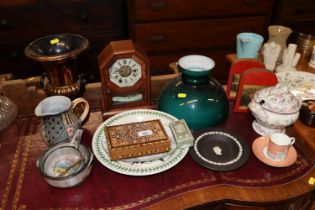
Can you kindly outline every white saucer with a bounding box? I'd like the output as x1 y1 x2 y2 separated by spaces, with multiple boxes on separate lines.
252 136 297 167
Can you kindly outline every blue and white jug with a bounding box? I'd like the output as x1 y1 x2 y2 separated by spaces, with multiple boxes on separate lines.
35 96 89 145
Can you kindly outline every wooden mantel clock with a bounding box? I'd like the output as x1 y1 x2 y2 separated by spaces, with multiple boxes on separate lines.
98 40 153 120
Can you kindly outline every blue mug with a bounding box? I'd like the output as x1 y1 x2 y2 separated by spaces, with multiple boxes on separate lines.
236 32 264 59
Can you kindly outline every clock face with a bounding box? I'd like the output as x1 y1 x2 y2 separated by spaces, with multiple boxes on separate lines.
109 58 142 87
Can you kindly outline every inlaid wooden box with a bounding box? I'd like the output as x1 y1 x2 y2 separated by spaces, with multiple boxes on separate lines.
105 119 171 160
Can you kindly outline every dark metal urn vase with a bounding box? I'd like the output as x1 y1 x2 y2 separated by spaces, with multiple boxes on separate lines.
25 33 89 99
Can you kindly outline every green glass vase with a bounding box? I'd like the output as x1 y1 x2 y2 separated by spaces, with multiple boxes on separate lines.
158 55 229 129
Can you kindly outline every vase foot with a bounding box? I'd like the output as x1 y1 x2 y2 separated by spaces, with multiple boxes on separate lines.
252 121 285 136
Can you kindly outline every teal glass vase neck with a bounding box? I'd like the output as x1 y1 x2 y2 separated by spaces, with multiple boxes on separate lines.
181 73 211 85
179 64 212 86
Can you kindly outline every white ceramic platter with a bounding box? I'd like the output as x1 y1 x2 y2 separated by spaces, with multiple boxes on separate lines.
92 109 189 176
276 71 315 100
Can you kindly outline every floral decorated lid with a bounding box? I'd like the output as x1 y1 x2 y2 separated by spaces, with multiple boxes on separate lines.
253 83 302 114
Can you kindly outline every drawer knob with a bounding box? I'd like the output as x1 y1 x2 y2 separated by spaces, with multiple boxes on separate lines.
149 1 167 10
150 34 166 43
244 0 259 6
0 19 9 28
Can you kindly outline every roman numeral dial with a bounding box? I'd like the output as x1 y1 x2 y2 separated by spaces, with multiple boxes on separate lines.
109 58 142 87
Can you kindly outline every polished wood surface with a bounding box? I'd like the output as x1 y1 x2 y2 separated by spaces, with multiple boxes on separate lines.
127 0 274 22
1 57 315 209
273 0 315 36
0 101 314 210
0 0 125 82
145 127 315 210
127 0 275 85
294 120 315 156
2 1 315 86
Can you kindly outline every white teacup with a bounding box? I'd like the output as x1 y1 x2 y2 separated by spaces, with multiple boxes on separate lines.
267 133 295 161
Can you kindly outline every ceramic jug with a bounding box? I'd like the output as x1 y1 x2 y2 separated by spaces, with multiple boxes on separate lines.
236 32 264 59
35 96 89 145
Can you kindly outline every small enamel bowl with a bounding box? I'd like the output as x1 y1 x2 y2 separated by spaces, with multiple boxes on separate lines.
37 143 93 188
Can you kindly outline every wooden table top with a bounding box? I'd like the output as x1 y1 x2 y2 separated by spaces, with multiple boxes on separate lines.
0 100 315 210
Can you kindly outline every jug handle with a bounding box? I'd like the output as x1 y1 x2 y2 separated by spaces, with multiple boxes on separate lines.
72 98 90 123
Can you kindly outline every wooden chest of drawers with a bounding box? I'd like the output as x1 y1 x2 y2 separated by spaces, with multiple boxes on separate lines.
0 0 125 82
273 0 315 37
127 0 275 84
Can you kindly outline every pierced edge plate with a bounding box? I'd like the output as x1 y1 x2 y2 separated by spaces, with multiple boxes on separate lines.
92 109 189 176
276 71 315 100
189 129 250 171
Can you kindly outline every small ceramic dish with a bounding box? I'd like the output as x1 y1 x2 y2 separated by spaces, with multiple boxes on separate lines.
37 144 93 188
299 100 315 127
37 130 93 188
40 146 84 177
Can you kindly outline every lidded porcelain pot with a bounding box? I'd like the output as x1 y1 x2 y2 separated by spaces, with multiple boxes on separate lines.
248 83 301 136
158 55 229 129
